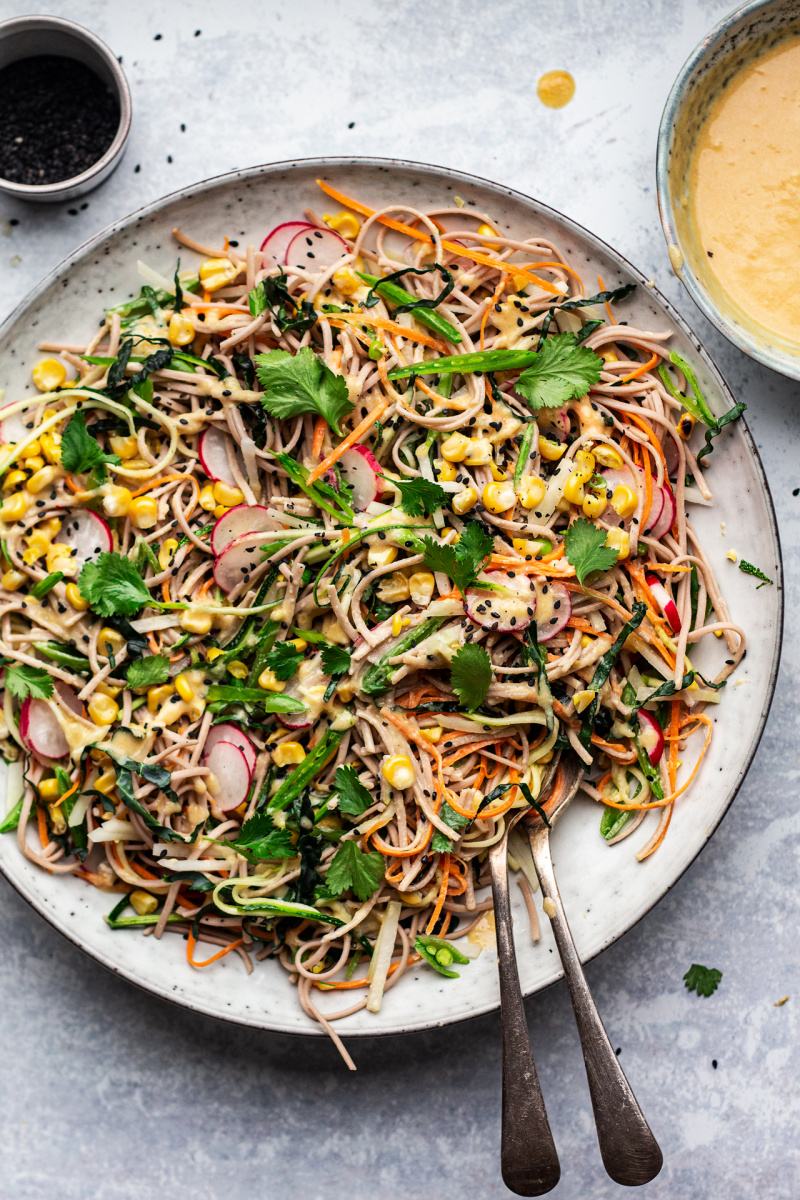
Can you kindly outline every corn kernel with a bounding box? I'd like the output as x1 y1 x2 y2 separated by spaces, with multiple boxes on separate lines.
332 267 361 296
175 675 195 702
199 484 216 512
726 550 738 563
377 571 410 603
592 444 624 469
482 480 516 513
168 312 195 346
103 486 132 518
130 890 158 916
488 461 507 481
677 412 696 440
601 350 618 363
38 516 61 539
39 433 62 465
538 436 568 461
336 679 357 702
38 777 60 800
27 465 59 495
24 456 45 472
610 484 637 519
0 493 28 522
409 571 435 606
572 689 596 713
433 458 456 483
212 505 230 520
128 496 158 530
419 726 443 743
45 543 70 572
213 481 244 507
159 539 179 570
452 486 478 514
88 693 119 726
97 630 124 661
48 802 66 835
582 492 607 518
206 647 225 662
464 437 493 466
580 634 594 648
605 527 630 559
2 569 25 592
392 612 410 637
180 607 213 635
109 435 139 460
2 470 27 492
258 668 286 692
19 439 41 459
273 741 306 767
147 684 174 712
477 223 496 237
512 537 549 556
96 680 122 700
64 582 89 611
324 212 361 238
367 544 398 569
199 257 240 292
440 432 471 462
24 532 51 563
32 359 67 391
287 637 308 652
382 754 416 790
95 768 117 794
227 660 248 680
517 476 546 508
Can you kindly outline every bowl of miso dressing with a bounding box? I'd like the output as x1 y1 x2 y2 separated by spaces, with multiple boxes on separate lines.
657 0 800 379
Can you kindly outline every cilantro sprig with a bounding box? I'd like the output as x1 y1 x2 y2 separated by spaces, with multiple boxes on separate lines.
4 664 54 701
564 518 619 586
325 840 385 902
332 764 373 818
389 476 449 518
450 643 492 712
126 655 170 690
421 520 494 594
255 347 353 434
514 332 603 411
79 552 154 617
263 640 305 682
683 963 722 997
60 412 121 480
221 812 296 863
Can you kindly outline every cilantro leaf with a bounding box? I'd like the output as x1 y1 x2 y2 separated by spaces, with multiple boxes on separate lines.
60 412 122 477
431 800 469 852
4 664 54 701
332 764 373 817
255 347 353 435
390 476 449 518
226 811 296 862
264 640 305 682
683 963 722 997
325 840 385 902
564 518 619 586
321 645 351 677
79 551 153 617
739 560 773 589
422 519 493 594
126 654 169 690
514 332 603 410
248 281 267 317
450 643 491 712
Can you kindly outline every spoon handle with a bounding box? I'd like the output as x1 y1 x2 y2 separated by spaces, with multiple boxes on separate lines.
528 825 663 1187
488 840 561 1196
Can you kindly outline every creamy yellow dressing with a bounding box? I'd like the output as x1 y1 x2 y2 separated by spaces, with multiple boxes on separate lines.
688 32 800 348
467 910 496 951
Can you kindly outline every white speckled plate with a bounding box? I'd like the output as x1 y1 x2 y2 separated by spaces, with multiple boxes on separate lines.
0 159 782 1037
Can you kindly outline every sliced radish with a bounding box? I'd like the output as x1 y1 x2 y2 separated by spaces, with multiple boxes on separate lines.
199 427 245 487
649 485 676 541
213 531 272 594
642 485 664 536
210 504 277 556
534 580 571 642
277 655 325 730
664 436 680 480
20 682 82 761
646 573 682 633
204 741 251 811
202 723 256 776
58 509 112 570
0 403 37 444
261 220 315 264
337 445 381 511
286 227 348 275
465 572 535 633
637 710 665 766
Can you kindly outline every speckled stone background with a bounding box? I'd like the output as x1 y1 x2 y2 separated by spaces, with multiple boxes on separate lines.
0 2 797 1197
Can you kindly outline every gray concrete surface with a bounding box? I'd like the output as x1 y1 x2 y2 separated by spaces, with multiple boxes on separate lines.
0 2 797 1197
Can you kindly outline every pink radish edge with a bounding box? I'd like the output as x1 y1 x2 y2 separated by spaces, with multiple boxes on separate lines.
464 571 536 633
637 710 665 766
337 444 381 511
210 504 275 556
204 741 252 812
199 427 244 487
646 574 682 633
20 682 82 761
202 723 257 775
58 509 113 569
649 486 676 541
285 227 348 274
213 531 271 594
260 221 314 262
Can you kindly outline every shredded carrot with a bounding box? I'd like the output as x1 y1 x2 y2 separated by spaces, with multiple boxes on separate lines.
566 616 600 635
620 352 659 384
331 312 447 352
130 473 193 499
196 575 215 599
65 475 83 494
36 805 48 850
314 954 422 991
187 932 245 967
640 437 653 532
602 714 712 809
147 632 160 655
624 412 667 470
414 376 448 407
315 180 562 293
184 303 248 317
646 563 692 574
312 416 327 460
130 859 159 881
481 280 506 350
307 397 390 484
425 853 451 934
161 580 171 603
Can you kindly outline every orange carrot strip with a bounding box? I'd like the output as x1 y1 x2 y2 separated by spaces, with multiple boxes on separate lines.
314 954 422 990
196 575 215 599
307 397 391 484
597 275 616 323
624 412 667 469
425 853 451 934
187 933 245 967
37 806 49 850
620 352 659 384
481 279 506 350
130 473 192 498
312 416 327 460
331 312 446 352
130 860 159 881
65 475 83 494
315 180 562 293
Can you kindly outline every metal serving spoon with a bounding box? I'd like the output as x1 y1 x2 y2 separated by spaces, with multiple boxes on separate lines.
526 754 663 1187
488 758 562 1197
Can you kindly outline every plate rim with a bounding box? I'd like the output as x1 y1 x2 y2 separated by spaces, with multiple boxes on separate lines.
0 155 784 1037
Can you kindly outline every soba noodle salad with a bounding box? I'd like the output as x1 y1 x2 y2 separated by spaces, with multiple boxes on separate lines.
0 180 745 1063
